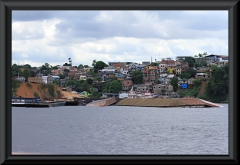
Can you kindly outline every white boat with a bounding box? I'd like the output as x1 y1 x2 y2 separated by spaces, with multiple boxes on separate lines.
128 86 137 98
144 90 154 98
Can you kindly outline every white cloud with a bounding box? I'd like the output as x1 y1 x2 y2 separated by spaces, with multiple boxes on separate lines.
21 53 28 58
12 10 228 67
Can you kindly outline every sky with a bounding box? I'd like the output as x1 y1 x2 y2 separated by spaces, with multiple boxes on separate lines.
12 10 228 67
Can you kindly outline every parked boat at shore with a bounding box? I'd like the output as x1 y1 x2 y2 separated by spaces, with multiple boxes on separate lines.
12 97 66 107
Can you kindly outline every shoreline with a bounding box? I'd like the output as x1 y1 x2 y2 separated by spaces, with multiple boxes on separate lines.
12 152 50 155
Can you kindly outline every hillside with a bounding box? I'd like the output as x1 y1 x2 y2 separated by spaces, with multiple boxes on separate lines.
15 83 81 100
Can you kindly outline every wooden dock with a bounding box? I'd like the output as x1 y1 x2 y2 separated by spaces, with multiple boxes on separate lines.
116 98 221 108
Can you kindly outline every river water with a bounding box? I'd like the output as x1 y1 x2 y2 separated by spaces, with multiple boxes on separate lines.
12 104 228 155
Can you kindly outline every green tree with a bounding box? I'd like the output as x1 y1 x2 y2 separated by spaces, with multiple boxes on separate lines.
96 77 102 82
172 70 176 75
66 79 76 88
193 79 202 87
40 64 51 76
200 61 207 66
11 64 21 77
84 65 89 68
58 74 65 79
109 80 122 93
194 63 200 67
170 77 178 92
30 70 37 77
44 63 50 68
203 65 228 102
23 64 31 69
185 67 196 78
92 59 96 67
22 69 31 82
130 70 143 84
179 72 191 80
86 78 93 85
150 62 158 66
78 64 84 69
184 57 195 67
93 60 108 73
102 80 122 93
63 68 70 77
75 81 91 92
52 65 59 69
12 79 21 96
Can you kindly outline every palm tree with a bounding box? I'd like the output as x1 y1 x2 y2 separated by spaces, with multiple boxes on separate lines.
92 59 96 67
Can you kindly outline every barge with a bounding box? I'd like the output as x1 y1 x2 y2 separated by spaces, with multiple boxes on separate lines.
116 98 222 108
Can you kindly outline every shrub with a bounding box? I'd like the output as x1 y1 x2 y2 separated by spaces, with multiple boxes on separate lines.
56 90 61 97
26 82 32 88
47 84 55 98
34 92 39 98
41 83 46 89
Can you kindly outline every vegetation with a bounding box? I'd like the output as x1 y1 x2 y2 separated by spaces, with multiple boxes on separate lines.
150 62 158 66
26 82 32 88
86 78 93 85
177 87 200 98
103 80 122 93
12 79 21 96
185 68 196 78
170 77 178 92
34 92 39 98
47 84 55 98
200 64 228 102
78 64 84 69
92 60 109 73
179 72 191 80
177 79 203 98
40 83 46 89
184 56 195 67
22 69 31 82
130 70 143 84
56 90 61 98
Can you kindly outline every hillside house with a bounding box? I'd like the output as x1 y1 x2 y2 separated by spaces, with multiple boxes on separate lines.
122 80 133 91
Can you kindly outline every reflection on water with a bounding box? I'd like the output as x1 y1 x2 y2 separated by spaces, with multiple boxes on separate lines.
12 104 228 155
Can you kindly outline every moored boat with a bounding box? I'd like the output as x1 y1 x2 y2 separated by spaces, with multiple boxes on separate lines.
12 97 66 107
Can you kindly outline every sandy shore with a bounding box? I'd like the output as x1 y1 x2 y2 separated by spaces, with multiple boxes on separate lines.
12 152 51 155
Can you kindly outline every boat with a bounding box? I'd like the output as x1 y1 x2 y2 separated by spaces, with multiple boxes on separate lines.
46 100 66 107
65 97 80 106
12 97 50 107
128 86 137 98
144 90 154 98
12 97 66 107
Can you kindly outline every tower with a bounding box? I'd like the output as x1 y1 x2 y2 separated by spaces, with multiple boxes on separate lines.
68 58 72 66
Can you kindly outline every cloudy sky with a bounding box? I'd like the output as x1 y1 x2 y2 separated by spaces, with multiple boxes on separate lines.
12 10 228 67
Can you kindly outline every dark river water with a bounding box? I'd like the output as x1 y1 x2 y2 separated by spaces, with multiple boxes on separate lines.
12 104 228 155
